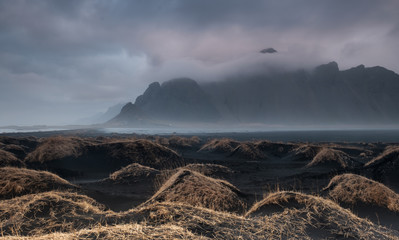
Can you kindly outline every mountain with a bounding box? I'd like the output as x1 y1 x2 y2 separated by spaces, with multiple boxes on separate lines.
203 62 399 125
260 48 277 54
109 78 220 126
108 62 399 127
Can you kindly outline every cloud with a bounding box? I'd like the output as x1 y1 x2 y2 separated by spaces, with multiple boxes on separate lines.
0 0 398 125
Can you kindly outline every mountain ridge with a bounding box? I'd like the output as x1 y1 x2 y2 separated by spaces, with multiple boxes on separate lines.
108 62 399 127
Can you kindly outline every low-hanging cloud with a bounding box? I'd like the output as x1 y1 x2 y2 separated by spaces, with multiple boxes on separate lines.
0 0 398 125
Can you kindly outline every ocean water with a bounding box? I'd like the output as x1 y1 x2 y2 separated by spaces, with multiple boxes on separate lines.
2 126 399 143
99 128 399 143
0 128 68 134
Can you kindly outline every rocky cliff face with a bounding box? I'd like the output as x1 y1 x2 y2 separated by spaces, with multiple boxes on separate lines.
109 62 399 127
203 62 399 125
109 78 220 125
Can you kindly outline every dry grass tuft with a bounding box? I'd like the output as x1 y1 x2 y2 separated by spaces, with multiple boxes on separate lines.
291 144 322 161
153 164 235 191
229 143 265 160
23 138 182 176
0 167 76 200
198 138 240 154
100 139 183 170
145 169 247 213
2 223 205 240
306 147 355 169
155 136 202 150
245 191 397 239
199 140 294 160
0 150 25 168
199 139 269 160
181 163 234 179
324 173 399 212
0 137 38 151
366 145 399 167
0 144 27 159
1 194 397 239
133 202 288 239
134 199 398 240
169 136 201 148
24 136 88 163
0 191 109 236
107 163 160 184
230 141 295 160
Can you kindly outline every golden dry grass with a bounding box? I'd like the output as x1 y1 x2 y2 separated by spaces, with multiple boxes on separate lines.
291 144 322 161
0 167 76 200
229 143 265 160
153 164 234 191
0 144 27 158
198 138 240 154
324 173 399 212
366 145 399 167
155 136 202 149
200 140 295 160
0 137 38 150
1 192 398 239
0 191 109 236
107 163 160 184
145 169 247 213
230 141 296 160
1 223 206 240
199 139 268 160
2 136 399 239
245 191 398 239
132 201 282 239
181 163 234 179
169 136 201 147
100 139 183 170
24 137 183 171
306 147 355 169
24 136 89 163
133 198 398 239
0 150 25 168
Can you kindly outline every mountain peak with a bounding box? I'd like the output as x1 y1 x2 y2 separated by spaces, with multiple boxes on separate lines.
109 62 399 127
260 48 277 54
114 78 220 123
313 62 339 78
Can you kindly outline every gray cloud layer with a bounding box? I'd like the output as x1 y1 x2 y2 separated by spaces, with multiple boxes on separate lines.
0 0 398 125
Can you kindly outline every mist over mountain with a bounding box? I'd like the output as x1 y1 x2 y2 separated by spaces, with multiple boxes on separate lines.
109 62 399 127
76 103 125 125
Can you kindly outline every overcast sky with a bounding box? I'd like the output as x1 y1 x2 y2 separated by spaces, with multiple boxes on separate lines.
1 0 398 126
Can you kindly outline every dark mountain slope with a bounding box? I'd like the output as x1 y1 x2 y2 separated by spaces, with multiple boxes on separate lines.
109 78 220 125
202 62 399 125
110 62 399 126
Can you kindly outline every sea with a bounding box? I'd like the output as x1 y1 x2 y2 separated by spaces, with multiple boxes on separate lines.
2 127 399 143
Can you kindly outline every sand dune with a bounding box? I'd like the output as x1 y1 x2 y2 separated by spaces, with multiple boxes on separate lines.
0 191 108 236
0 167 76 199
1 135 399 239
324 173 399 212
181 163 234 180
106 163 160 185
0 149 25 167
145 169 247 213
306 148 359 169
25 136 89 163
198 138 241 154
246 191 397 239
